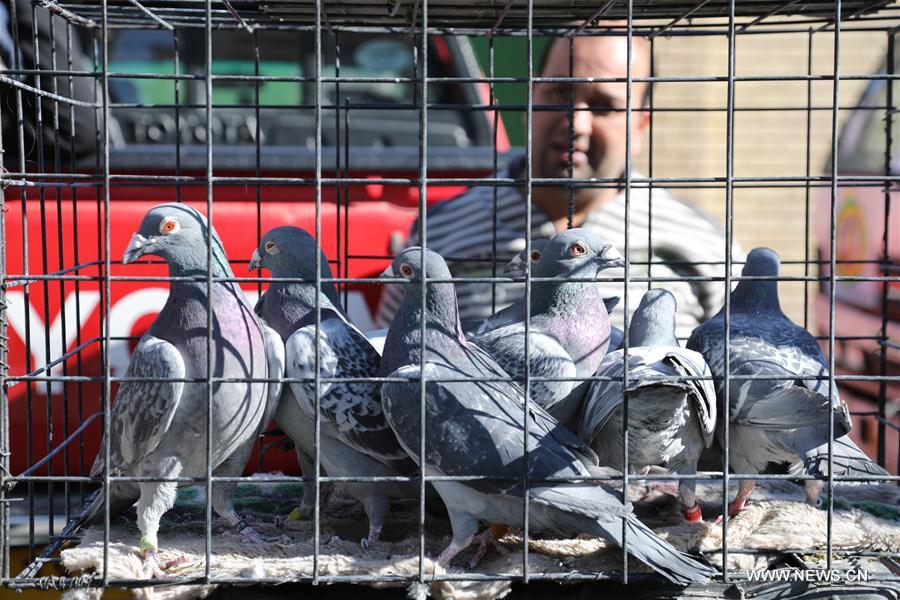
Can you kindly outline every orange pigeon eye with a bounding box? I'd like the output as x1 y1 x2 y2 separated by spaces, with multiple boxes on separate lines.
265 241 278 254
570 242 587 256
530 250 542 263
399 263 414 278
159 217 180 235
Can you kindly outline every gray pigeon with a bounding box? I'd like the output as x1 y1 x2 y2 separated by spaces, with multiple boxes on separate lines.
469 229 624 427
250 226 415 548
378 247 716 584
472 239 624 352
579 289 716 522
686 247 888 517
87 203 280 578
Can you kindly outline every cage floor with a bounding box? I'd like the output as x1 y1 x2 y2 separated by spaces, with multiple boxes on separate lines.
56 474 900 599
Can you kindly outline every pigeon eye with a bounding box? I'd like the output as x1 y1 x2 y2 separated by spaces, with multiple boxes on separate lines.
399 263 414 278
530 250 542 263
570 242 587 256
159 217 180 235
265 241 279 255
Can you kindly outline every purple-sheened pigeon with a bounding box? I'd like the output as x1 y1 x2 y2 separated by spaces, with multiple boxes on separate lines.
87 203 281 578
469 229 624 427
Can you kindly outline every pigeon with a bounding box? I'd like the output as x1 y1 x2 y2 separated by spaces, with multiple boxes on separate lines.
87 203 279 578
250 226 415 548
686 247 889 517
378 247 716 584
472 239 624 352
469 229 624 427
579 289 716 522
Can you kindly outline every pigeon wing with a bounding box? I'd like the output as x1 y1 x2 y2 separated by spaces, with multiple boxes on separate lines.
728 353 833 430
579 352 626 444
663 349 717 446
286 313 408 463
261 322 286 428
92 336 185 475
467 339 599 468
382 362 592 498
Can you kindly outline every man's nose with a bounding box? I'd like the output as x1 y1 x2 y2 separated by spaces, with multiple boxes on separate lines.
569 101 593 138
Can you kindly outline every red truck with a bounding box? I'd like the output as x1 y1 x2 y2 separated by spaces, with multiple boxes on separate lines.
4 26 509 477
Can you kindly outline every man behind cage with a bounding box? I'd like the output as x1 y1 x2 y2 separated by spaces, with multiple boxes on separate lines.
376 23 743 339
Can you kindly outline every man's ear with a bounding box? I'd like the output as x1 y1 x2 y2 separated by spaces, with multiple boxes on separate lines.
629 109 651 157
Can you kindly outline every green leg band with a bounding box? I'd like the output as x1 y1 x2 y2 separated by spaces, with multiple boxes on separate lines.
139 534 157 556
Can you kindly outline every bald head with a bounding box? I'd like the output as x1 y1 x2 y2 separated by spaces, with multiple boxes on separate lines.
538 32 651 105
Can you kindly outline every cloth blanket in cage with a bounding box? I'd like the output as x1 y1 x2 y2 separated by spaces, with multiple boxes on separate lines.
59 473 900 600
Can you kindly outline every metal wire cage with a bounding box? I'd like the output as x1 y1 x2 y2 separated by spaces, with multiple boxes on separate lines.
1 0 899 595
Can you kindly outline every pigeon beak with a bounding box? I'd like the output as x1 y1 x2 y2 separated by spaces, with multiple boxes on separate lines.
379 264 396 279
122 233 151 264
596 244 626 272
503 254 526 276
248 248 262 271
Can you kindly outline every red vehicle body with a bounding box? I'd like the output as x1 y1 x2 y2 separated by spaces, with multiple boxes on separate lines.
5 30 510 477
816 44 900 473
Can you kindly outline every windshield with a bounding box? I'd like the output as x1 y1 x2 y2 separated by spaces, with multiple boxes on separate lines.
104 29 478 149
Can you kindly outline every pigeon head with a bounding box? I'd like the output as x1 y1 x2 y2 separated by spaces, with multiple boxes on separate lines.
381 247 460 331
249 226 341 306
123 203 232 276
503 239 548 277
381 246 453 284
628 288 679 348
535 229 625 279
731 247 782 314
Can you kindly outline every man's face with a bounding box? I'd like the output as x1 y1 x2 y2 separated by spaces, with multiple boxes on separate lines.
531 35 650 188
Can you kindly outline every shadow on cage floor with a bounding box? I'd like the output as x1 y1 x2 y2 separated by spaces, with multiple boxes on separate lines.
57 474 900 600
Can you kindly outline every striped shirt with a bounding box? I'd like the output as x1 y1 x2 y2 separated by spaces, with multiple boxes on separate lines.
376 157 744 341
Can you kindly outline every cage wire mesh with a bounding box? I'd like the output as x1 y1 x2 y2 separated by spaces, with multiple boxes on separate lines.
0 0 899 595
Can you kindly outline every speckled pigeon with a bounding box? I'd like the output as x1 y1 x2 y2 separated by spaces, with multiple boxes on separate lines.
250 226 415 548
686 247 888 517
469 229 624 427
378 247 716 584
87 203 279 578
579 289 716 522
473 240 625 352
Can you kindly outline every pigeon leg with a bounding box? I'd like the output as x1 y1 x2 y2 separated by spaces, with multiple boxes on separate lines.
211 443 267 543
634 465 654 501
136 476 179 579
435 508 480 567
727 479 755 517
295 448 334 520
360 495 389 551
467 528 508 568
677 463 703 522
804 479 824 507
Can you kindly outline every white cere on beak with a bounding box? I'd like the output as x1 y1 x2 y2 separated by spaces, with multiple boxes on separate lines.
248 248 263 271
122 233 151 264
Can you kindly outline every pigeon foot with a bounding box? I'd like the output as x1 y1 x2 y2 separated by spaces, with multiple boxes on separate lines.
468 529 508 568
360 526 381 551
142 550 169 579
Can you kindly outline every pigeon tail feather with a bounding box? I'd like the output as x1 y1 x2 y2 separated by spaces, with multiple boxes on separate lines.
802 436 890 479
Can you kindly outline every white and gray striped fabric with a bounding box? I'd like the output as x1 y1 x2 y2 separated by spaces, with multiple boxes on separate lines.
375 157 744 341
